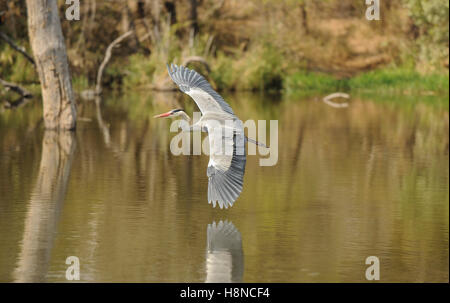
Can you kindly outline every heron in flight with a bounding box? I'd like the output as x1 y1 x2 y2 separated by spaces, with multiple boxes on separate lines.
154 64 263 209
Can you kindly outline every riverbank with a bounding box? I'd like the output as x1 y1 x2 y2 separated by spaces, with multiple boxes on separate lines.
285 68 449 94
1 1 448 105
1 63 448 109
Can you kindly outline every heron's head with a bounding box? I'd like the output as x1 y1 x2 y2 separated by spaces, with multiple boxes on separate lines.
153 108 185 118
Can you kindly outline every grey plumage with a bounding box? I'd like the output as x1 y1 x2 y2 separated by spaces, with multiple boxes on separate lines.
207 133 246 209
167 63 235 115
167 63 246 208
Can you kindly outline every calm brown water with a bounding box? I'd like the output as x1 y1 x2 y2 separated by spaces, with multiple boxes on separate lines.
0 92 448 282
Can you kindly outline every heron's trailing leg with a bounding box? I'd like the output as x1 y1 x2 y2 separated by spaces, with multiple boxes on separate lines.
182 124 207 133
245 136 268 148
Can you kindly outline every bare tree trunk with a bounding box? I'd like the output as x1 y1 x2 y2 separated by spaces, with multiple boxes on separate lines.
95 30 133 96
150 0 162 44
300 1 308 34
190 0 199 36
26 0 77 130
164 0 177 25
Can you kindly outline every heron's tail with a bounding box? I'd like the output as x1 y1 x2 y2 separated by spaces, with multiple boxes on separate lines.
245 136 268 148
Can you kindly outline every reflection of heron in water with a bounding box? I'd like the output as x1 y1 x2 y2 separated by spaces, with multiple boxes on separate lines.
205 220 244 283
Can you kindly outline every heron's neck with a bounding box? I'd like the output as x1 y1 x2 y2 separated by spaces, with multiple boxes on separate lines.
179 111 191 122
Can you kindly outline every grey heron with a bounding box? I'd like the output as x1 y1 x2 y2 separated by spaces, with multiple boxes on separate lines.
155 64 263 209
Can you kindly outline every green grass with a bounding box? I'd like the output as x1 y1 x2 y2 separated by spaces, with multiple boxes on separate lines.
209 45 284 92
72 75 90 92
285 68 449 96
284 71 349 93
348 69 449 93
0 44 37 84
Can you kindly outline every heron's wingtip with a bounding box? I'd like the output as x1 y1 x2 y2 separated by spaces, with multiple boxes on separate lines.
208 199 234 209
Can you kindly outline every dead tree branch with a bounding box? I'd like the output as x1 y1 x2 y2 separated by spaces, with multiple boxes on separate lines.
182 56 211 72
323 92 350 108
95 30 133 95
2 96 32 110
0 78 33 98
0 31 36 66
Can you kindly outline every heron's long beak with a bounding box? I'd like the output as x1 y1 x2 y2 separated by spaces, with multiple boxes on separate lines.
153 111 172 118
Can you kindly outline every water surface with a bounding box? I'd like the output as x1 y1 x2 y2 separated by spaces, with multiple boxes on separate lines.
0 92 448 282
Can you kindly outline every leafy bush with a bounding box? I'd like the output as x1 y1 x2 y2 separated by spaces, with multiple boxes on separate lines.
284 71 348 92
404 0 449 71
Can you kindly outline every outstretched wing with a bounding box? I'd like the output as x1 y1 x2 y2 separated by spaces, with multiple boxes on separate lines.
167 63 234 116
206 127 246 209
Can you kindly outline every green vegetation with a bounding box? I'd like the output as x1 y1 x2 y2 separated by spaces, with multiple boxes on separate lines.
0 0 448 100
120 40 285 92
285 71 348 93
348 68 449 93
285 68 449 95
72 75 90 92
404 0 449 72
0 45 36 84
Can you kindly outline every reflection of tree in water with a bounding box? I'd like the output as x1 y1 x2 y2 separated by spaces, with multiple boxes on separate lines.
205 220 244 283
14 131 76 282
95 98 111 147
